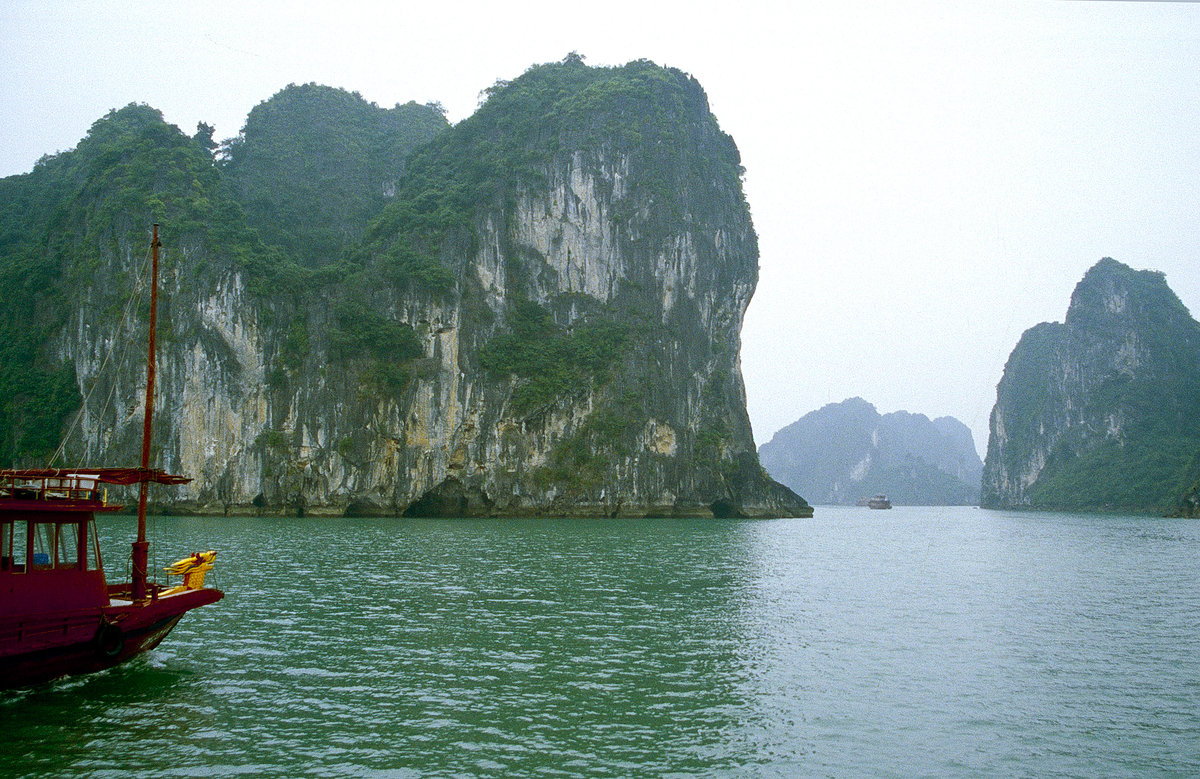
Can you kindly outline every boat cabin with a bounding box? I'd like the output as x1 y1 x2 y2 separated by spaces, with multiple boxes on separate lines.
0 472 116 619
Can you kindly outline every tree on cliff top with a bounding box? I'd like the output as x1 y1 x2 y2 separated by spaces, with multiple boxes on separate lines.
223 84 448 267
363 54 748 271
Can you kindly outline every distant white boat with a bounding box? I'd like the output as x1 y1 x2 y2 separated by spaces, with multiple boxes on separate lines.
867 495 892 509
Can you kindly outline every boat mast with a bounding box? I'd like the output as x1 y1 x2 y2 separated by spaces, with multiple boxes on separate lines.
131 223 160 602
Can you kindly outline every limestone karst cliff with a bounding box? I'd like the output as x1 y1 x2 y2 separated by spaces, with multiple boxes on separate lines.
758 397 983 505
982 258 1200 513
0 57 810 518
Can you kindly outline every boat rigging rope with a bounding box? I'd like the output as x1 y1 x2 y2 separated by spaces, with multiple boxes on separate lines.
47 234 154 468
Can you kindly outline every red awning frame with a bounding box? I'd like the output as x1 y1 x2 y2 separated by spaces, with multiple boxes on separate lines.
0 468 191 486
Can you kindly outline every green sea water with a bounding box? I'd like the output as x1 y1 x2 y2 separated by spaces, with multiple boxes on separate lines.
3 507 1198 776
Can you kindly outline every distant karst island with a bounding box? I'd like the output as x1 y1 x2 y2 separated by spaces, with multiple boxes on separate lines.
759 397 983 506
0 55 810 519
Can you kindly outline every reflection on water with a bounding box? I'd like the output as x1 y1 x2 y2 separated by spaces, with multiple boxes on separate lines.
3 509 1199 776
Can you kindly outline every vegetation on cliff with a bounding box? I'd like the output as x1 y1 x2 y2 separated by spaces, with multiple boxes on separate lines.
0 55 805 517
0 88 446 466
1179 456 1200 517
479 299 629 415
0 103 250 463
382 54 764 498
223 84 447 267
982 258 1200 513
371 53 746 251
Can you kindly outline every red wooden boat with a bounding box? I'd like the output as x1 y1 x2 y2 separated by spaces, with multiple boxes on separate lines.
0 225 223 689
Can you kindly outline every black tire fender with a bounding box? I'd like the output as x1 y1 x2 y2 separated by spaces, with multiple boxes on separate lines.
94 619 124 658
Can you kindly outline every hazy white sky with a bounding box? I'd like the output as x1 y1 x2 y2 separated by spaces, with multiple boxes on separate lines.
3 1 1198 456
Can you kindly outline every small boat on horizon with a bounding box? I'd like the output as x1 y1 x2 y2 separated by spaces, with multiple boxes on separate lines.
867 495 892 510
0 225 223 690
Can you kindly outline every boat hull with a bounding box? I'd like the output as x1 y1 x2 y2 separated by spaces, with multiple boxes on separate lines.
0 587 222 690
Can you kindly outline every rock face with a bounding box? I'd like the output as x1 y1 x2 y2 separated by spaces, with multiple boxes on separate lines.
981 258 1200 513
1 58 810 518
758 398 983 505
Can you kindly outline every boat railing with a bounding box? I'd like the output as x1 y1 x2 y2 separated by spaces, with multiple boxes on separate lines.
0 474 101 503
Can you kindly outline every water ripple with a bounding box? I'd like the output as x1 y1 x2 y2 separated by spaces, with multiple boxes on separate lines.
1 511 1198 776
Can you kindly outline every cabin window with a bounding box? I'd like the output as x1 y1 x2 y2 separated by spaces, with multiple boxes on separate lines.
1 521 27 572
1 520 28 572
56 522 80 570
87 521 101 571
28 522 82 570
32 523 53 569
